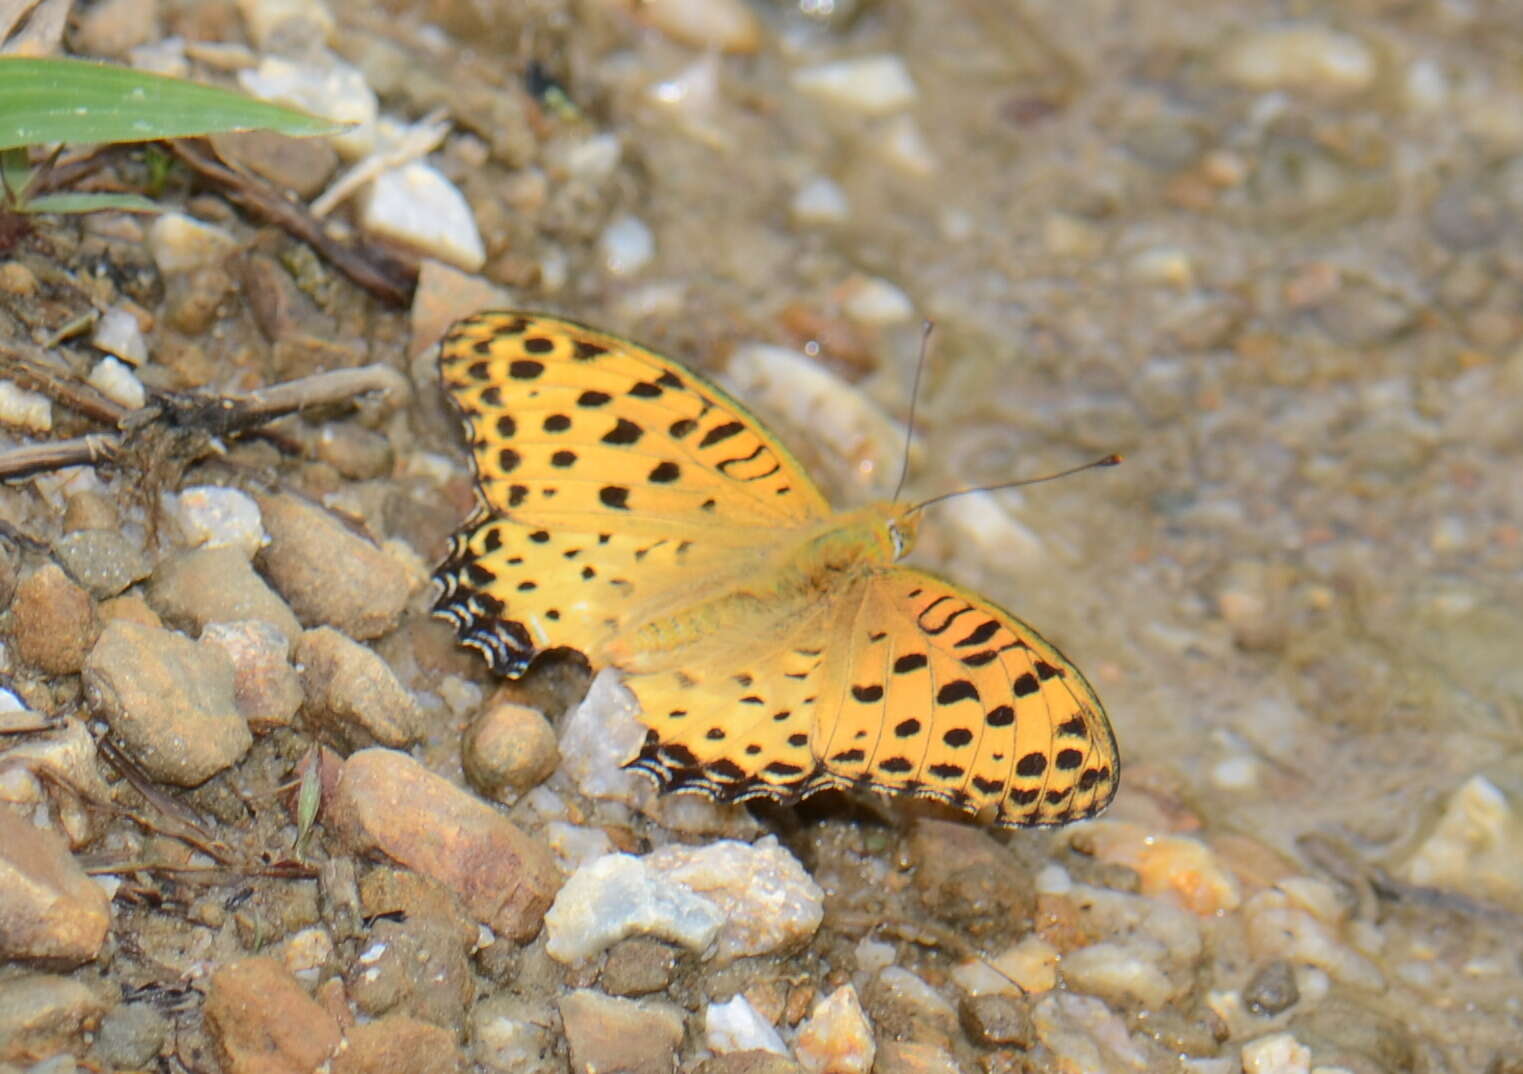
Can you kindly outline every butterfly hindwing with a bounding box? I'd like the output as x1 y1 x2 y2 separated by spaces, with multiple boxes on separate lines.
811 569 1118 828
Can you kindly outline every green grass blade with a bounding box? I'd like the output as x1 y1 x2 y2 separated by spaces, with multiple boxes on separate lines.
22 191 164 214
0 57 338 151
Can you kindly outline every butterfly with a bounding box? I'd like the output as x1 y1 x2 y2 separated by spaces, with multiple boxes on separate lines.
432 312 1118 828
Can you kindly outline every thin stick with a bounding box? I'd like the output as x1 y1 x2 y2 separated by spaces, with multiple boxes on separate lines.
169 139 414 307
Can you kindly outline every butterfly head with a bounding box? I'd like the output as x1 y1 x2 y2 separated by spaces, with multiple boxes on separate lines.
885 504 921 561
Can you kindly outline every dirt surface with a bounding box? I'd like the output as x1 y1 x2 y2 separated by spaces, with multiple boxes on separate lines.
1 1 1521 1071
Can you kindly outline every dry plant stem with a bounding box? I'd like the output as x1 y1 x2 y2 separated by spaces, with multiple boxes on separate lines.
0 364 406 480
169 138 414 306
0 337 131 425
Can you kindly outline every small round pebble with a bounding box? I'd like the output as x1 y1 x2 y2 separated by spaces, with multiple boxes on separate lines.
462 701 559 803
1243 959 1300 1016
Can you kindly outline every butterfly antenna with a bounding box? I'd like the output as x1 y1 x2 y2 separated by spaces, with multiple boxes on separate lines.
892 320 934 503
910 454 1122 514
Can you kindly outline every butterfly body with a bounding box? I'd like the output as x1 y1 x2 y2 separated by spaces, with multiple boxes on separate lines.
433 312 1119 828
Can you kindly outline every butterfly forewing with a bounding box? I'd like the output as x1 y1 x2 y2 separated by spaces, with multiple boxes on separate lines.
439 312 832 536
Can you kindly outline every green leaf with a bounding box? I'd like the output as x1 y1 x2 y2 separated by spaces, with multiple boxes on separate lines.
21 191 164 214
0 57 338 151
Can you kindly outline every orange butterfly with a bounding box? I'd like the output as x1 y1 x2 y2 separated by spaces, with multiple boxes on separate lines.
433 312 1118 827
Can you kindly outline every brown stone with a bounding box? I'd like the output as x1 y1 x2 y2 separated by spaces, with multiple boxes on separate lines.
331 1015 465 1074
9 564 98 674
203 957 342 1074
559 989 684 1074
0 808 110 966
296 628 424 750
0 973 108 1062
256 493 411 640
332 748 560 941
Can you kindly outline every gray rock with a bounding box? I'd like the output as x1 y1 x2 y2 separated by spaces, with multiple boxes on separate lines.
0 973 108 1063
295 627 424 750
53 529 152 599
83 620 252 786
256 492 411 640
149 546 302 644
91 1002 170 1070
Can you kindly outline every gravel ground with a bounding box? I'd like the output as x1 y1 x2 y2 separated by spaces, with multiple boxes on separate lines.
1 1 1521 1072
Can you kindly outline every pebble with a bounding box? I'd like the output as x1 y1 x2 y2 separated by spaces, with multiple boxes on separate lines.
52 528 151 599
333 1015 467 1074
331 748 561 941
167 486 267 558
238 55 377 158
1241 889 1384 992
633 0 762 53
346 884 474 1027
203 957 342 1074
723 342 904 494
1243 959 1300 1016
90 1001 170 1071
0 973 109 1063
598 214 655 278
543 821 615 870
86 354 146 410
0 810 111 964
0 260 37 296
556 669 665 808
1060 940 1182 1009
644 837 825 964
1030 992 1152 1071
149 545 302 644
872 1042 962 1074
838 275 915 326
542 852 724 964
362 162 486 272
0 717 112 846
1397 773 1523 908
908 819 1035 926
1080 821 1243 915
255 492 412 640
462 700 560 803
698 1056 806 1074
408 258 513 359
91 306 148 367
876 115 938 176
791 177 850 225
792 55 918 116
958 993 1034 1047
315 422 394 481
471 993 558 1074
795 984 875 1074
1216 25 1376 96
706 994 788 1055
1240 1032 1311 1074
238 0 335 52
559 989 684 1074
70 0 157 55
600 936 679 997
8 564 99 674
83 620 253 786
209 128 340 199
295 627 424 750
200 620 303 733
0 379 51 432
147 212 241 274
